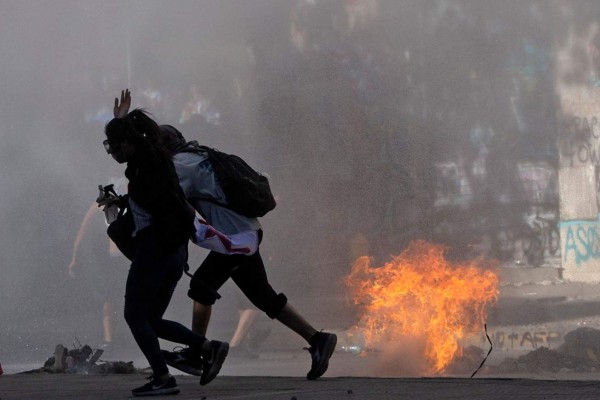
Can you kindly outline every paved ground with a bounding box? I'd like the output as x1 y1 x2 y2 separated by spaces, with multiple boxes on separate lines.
4 266 600 399
2 373 600 400
3 348 600 400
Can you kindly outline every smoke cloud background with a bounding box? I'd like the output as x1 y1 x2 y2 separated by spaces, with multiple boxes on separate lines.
0 0 597 371
0 0 270 363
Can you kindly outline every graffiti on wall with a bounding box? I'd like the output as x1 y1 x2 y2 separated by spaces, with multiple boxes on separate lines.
561 116 600 167
433 161 556 208
517 162 556 204
561 217 600 266
433 161 474 207
481 330 562 350
432 157 560 266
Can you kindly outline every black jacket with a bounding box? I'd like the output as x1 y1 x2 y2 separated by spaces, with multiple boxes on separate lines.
125 143 195 252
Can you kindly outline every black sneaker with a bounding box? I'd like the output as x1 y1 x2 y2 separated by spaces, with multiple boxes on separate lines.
161 347 202 376
132 375 179 396
200 340 229 386
306 332 337 380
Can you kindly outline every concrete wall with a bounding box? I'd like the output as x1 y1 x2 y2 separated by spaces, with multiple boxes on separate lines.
557 81 600 280
556 25 600 282
558 166 600 281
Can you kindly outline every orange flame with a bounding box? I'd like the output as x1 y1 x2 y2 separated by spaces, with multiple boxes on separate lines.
345 240 499 373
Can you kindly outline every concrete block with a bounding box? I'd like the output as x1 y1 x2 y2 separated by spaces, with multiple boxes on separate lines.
559 166 597 221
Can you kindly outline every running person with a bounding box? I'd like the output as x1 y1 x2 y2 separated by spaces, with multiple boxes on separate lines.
158 124 337 380
103 90 228 396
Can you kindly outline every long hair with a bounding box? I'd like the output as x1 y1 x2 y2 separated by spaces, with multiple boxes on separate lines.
105 109 171 165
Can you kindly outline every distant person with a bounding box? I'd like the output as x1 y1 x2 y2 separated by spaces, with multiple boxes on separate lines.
67 178 127 350
228 293 271 359
103 89 228 396
158 124 337 380
228 306 261 357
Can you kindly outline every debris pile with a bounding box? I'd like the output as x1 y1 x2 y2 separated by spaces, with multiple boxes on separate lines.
559 327 600 362
493 327 600 373
22 343 138 375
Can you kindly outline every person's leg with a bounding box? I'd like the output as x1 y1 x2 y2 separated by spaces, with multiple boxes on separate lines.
187 250 241 335
230 250 292 328
124 237 180 379
231 249 337 380
272 302 337 380
230 308 259 347
127 272 182 400
149 252 209 353
192 301 212 335
162 251 233 377
127 234 228 388
228 306 262 359
156 281 228 386
274 303 317 342
150 255 229 386
125 232 198 371
125 276 174 381
102 302 113 344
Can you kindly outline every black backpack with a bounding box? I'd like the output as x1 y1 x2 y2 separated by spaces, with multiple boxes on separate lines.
184 145 276 218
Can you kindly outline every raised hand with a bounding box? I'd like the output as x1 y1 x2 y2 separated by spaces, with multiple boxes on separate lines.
113 89 131 119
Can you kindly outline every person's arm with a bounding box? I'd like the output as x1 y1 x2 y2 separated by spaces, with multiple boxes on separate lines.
67 203 98 277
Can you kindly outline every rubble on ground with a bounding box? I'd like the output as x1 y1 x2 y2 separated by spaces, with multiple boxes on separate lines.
20 343 141 375
492 327 600 373
444 327 600 375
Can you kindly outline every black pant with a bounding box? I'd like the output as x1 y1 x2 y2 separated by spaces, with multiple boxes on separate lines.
124 227 206 376
188 244 287 319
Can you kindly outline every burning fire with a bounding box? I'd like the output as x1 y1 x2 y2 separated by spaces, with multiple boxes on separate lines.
345 240 499 373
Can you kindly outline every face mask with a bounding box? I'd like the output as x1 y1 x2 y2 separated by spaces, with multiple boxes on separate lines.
103 139 130 163
111 150 128 164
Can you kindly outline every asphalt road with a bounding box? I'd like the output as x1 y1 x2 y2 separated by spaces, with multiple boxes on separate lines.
2 373 600 400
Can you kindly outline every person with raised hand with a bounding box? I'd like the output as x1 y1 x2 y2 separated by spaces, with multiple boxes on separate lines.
102 89 229 396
